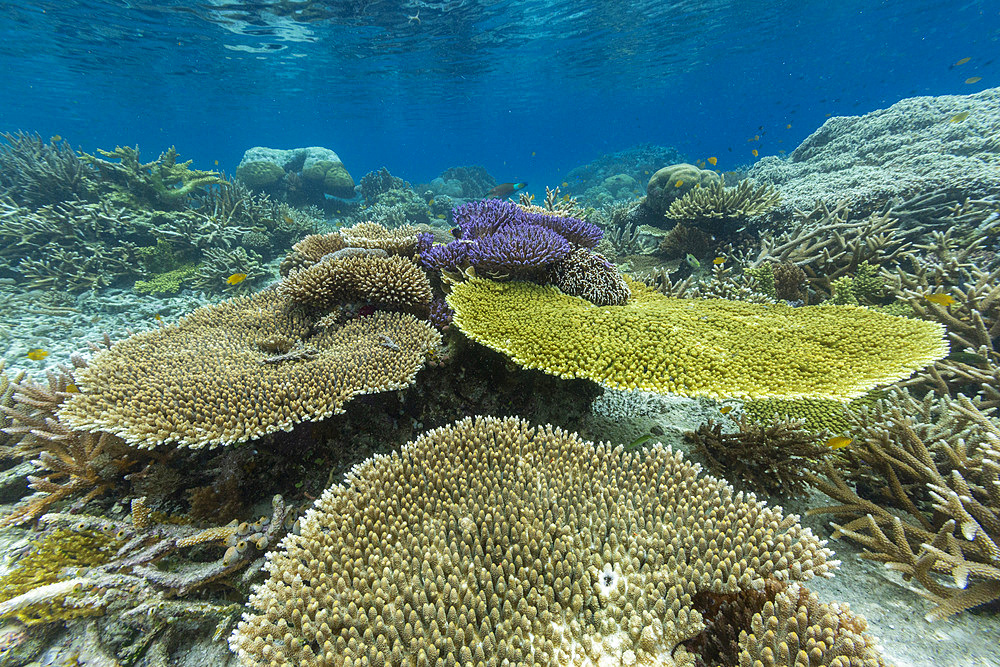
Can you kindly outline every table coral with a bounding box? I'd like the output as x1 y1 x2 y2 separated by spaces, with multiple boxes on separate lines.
446 275 947 401
230 415 864 667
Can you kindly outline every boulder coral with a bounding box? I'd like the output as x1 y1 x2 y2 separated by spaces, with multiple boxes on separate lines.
643 163 720 218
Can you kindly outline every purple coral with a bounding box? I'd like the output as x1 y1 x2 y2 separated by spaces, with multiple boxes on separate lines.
452 199 522 239
469 225 572 276
523 210 603 248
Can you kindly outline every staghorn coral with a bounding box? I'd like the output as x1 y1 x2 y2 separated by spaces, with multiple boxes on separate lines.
806 389 1000 620
279 252 432 315
591 200 656 256
58 289 441 449
81 145 223 210
445 276 947 400
191 246 268 294
687 416 830 498
747 200 916 303
0 363 143 528
665 180 781 233
230 415 850 667
0 131 96 207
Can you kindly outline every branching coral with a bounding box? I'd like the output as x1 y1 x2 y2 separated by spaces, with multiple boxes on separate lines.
230 415 853 667
806 389 1000 619
687 416 830 498
665 180 780 232
80 145 223 210
445 276 947 400
0 131 96 207
191 246 268 294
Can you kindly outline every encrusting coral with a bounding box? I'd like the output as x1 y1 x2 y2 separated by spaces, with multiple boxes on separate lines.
229 415 878 667
806 389 1000 620
445 275 947 401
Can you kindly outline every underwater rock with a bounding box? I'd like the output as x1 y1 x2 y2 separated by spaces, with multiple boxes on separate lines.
749 86 1000 220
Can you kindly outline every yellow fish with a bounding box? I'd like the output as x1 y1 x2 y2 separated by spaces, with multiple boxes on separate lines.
428 198 435 205
50 134 62 143
719 405 733 415
214 159 219 166
707 157 717 166
785 123 792 129
226 273 247 285
562 194 570 201
949 111 970 122
924 292 956 306
644 170 649 175
696 159 705 167
436 214 446 219
65 383 79 393
27 348 49 361
953 57 971 67
283 215 294 224
713 257 726 265
674 179 684 187
965 76 982 84
561 181 569 187
826 436 852 450
751 149 759 157
531 151 536 156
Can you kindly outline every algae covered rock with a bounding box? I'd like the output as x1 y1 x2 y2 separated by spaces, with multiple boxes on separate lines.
644 162 720 217
235 160 285 188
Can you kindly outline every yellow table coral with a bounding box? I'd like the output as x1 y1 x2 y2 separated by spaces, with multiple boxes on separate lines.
446 276 947 401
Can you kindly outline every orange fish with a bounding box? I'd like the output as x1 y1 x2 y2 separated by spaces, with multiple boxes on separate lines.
751 149 759 157
707 157 717 166
487 182 527 198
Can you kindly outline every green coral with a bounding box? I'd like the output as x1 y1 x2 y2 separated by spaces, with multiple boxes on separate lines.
134 238 183 274
743 389 887 434
830 276 858 305
744 263 777 299
830 261 885 306
236 160 285 189
133 264 199 295
82 146 223 210
0 529 117 625
446 276 948 401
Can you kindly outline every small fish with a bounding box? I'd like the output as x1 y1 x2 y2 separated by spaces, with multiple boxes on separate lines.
154 314 163 322
924 293 956 306
226 272 247 285
531 151 536 156
685 253 700 269
826 436 852 450
214 159 219 166
696 159 705 168
428 198 435 205
562 194 570 201
626 434 653 451
644 170 649 175
561 181 568 187
27 348 49 361
785 123 792 129
65 383 79 393
713 257 726 265
949 111 970 122
719 405 733 415
951 57 971 68
50 134 62 143
965 76 982 84
674 179 684 187
707 157 717 166
283 214 294 224
487 182 527 198
436 214 446 219
751 149 759 157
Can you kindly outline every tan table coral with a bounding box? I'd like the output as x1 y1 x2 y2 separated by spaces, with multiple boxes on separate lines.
58 289 441 449
230 416 888 667
446 276 947 401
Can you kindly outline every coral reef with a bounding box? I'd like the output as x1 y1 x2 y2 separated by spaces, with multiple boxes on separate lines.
686 415 830 498
0 131 95 207
58 288 441 449
749 87 1000 221
446 276 947 400
230 415 856 666
806 389 1000 620
235 146 356 205
546 246 631 306
665 179 781 233
427 165 496 199
643 162 721 218
566 143 684 200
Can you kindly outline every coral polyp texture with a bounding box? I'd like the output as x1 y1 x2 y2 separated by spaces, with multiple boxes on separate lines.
229 415 868 667
446 276 948 400
57 290 441 449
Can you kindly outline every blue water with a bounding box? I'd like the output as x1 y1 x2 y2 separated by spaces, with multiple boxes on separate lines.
0 0 997 190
